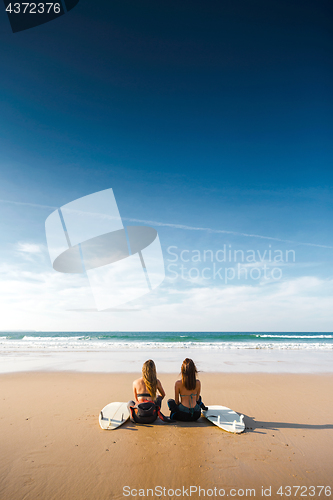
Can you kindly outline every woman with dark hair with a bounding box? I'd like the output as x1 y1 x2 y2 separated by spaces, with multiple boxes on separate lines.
167 358 208 421
127 360 167 423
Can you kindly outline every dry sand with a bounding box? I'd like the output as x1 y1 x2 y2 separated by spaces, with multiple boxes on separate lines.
0 372 332 500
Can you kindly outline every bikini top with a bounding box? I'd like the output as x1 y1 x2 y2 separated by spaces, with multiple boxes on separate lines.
180 392 197 409
137 392 152 398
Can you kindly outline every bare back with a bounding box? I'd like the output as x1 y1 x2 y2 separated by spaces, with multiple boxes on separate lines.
175 379 201 408
133 377 165 403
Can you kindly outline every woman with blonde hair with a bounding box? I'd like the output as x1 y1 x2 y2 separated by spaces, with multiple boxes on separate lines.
167 358 207 421
128 360 167 423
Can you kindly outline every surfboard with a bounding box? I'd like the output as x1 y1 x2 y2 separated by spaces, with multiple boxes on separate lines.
99 402 130 430
203 405 245 433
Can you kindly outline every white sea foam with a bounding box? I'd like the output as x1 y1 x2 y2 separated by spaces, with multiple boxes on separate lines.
0 338 332 350
257 334 333 339
22 336 88 341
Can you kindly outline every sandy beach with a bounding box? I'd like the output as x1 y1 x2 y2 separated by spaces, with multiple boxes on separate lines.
0 371 332 500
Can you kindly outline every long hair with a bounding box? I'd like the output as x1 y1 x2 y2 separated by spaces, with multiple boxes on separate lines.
142 359 157 399
181 358 197 391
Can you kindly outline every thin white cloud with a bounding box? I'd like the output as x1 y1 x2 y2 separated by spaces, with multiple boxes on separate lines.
123 216 333 250
0 199 56 210
17 242 44 254
1 197 332 250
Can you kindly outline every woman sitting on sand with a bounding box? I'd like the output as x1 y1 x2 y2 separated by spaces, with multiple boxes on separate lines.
168 358 207 421
127 359 166 424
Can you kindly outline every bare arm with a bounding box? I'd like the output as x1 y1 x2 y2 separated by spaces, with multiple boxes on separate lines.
196 380 201 401
133 380 138 402
174 380 180 405
157 379 165 399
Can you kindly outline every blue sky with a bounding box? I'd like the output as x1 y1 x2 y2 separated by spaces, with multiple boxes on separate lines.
0 0 332 330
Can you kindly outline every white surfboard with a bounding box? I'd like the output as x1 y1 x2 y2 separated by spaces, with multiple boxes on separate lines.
203 405 245 434
99 402 130 430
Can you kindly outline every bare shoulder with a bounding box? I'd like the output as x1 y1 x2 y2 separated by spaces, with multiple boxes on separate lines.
196 379 201 388
175 379 182 388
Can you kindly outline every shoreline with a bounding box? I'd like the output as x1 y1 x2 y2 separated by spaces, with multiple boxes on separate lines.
1 372 332 500
1 347 332 374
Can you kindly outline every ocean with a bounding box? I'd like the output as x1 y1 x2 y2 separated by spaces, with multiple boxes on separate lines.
1 332 332 374
0 331 332 350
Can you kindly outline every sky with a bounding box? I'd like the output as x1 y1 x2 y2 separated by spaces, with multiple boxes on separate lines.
0 0 332 331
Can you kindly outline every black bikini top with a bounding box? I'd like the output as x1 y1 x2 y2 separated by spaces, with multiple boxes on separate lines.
137 393 151 398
